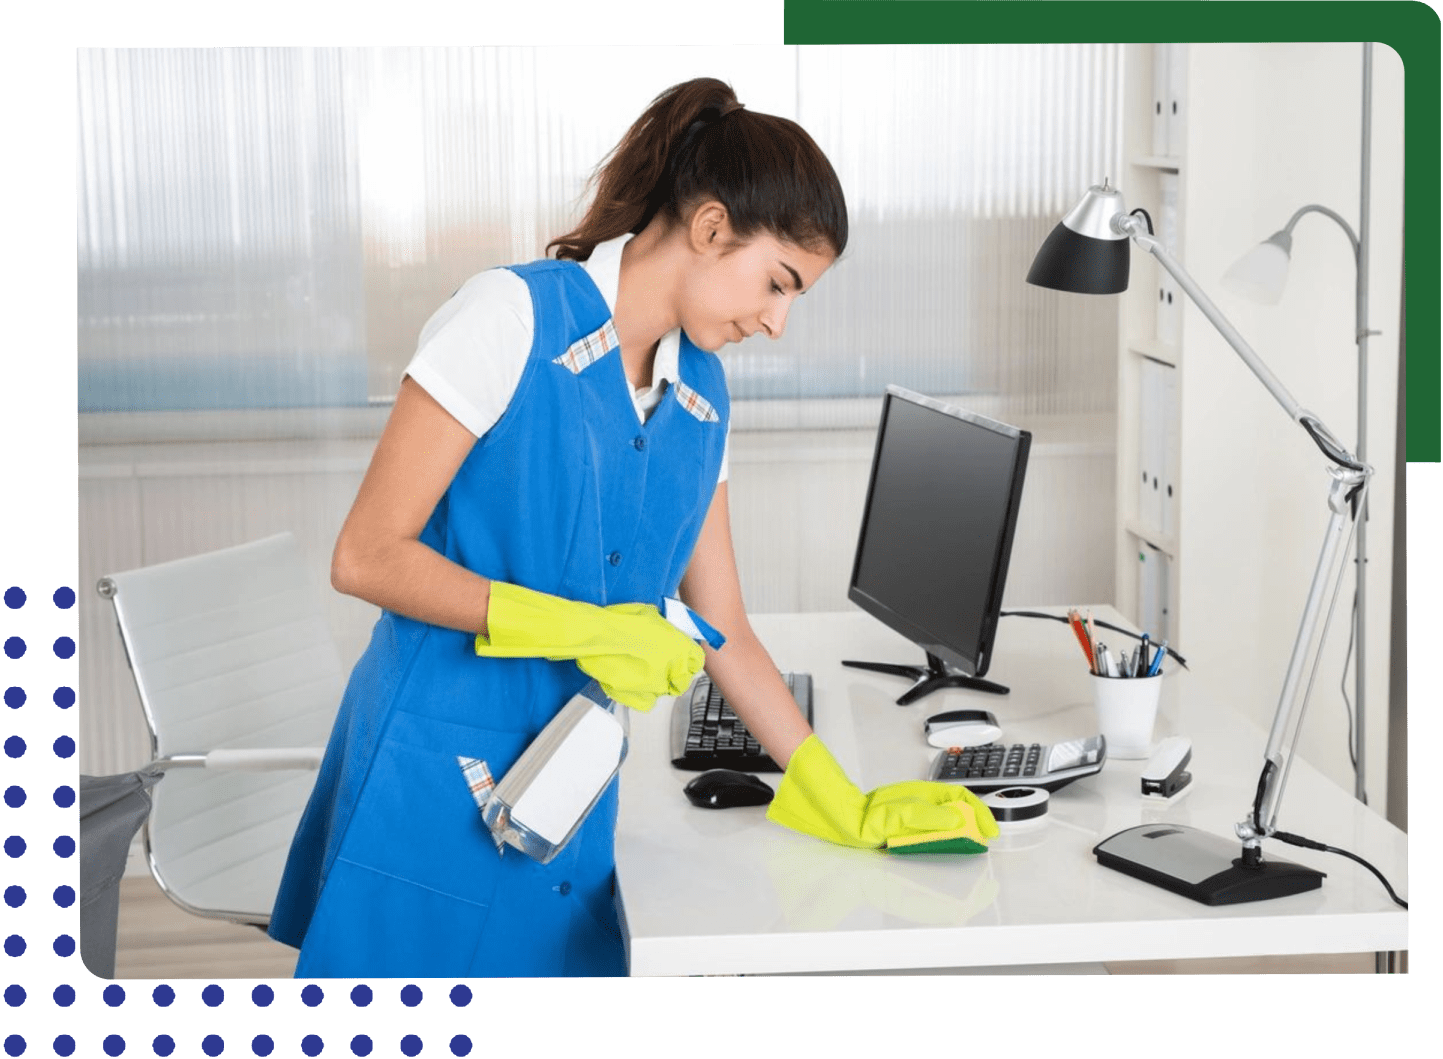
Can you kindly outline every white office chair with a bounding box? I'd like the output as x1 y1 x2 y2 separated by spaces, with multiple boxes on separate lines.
97 532 345 927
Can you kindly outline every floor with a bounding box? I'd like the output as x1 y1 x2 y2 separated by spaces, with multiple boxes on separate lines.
112 876 1386 978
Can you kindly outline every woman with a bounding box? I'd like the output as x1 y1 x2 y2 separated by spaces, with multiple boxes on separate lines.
269 76 996 977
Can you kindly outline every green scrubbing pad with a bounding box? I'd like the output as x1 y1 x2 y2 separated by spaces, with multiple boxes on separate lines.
877 807 992 859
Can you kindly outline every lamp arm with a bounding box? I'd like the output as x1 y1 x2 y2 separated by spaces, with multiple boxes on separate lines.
1243 476 1364 844
1282 204 1361 260
1121 218 1366 472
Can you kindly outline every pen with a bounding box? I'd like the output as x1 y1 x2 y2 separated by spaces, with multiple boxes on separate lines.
1138 634 1150 676
1146 640 1168 677
1067 609 1097 673
1098 643 1115 677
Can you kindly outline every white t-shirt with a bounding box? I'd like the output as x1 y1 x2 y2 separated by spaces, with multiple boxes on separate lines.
403 233 730 483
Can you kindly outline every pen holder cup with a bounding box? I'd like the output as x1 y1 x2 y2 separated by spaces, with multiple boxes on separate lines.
1090 673 1162 760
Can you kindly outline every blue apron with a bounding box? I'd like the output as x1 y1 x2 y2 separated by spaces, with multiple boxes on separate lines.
268 259 729 977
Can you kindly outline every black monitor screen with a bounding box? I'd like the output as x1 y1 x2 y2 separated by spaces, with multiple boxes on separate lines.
848 387 1031 691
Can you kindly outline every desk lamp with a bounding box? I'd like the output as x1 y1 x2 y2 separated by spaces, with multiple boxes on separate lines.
1026 180 1371 905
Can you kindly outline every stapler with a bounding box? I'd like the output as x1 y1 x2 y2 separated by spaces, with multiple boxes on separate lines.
1141 736 1192 799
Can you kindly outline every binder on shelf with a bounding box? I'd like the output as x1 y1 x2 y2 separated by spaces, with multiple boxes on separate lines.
1151 43 1171 157
1165 42 1187 156
1138 542 1171 643
1138 357 1167 533
1158 172 1180 251
1160 359 1180 541
1156 274 1181 347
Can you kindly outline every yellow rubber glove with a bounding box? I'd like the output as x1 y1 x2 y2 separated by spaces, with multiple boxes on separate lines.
475 582 705 712
766 735 999 852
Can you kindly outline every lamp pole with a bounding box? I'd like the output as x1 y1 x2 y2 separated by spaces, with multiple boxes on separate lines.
1354 41 1373 805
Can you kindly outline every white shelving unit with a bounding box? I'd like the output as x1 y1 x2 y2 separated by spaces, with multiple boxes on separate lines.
1114 42 1186 642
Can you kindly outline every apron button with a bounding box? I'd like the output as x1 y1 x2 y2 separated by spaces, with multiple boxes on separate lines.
607 551 622 566
556 881 572 896
632 436 646 450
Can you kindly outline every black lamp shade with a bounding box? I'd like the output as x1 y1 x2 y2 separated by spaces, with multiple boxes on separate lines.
1026 222 1132 294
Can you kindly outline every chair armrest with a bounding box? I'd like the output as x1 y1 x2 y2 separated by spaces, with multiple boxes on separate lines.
148 748 324 772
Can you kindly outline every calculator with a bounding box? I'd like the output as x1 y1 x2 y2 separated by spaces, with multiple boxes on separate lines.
928 735 1107 793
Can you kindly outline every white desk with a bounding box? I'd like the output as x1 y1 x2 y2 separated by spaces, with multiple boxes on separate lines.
614 607 1408 976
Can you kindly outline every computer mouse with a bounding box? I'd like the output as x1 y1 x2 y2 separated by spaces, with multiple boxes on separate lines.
683 769 775 809
924 709 1002 748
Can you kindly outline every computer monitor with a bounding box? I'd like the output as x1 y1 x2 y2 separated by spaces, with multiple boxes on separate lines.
844 385 1032 706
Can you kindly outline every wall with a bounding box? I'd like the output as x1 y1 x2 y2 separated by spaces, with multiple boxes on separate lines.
1177 43 1404 800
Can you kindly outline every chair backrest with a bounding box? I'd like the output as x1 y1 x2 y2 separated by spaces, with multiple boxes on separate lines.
100 532 346 925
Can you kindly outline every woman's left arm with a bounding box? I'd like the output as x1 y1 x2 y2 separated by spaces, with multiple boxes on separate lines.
677 482 814 770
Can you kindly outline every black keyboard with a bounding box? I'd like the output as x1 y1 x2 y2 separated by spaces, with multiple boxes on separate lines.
670 673 813 772
928 735 1107 793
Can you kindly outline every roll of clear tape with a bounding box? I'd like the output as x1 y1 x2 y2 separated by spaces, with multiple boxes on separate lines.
981 786 1049 829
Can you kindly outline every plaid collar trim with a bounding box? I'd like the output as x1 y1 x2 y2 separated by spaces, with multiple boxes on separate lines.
672 379 720 424
553 319 621 375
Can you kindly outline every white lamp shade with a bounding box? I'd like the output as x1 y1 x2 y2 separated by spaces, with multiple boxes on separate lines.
1221 235 1292 305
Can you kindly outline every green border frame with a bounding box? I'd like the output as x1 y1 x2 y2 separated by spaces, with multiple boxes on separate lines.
2 0 1431 1056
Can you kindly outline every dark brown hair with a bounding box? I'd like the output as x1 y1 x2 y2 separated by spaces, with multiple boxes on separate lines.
548 77 848 262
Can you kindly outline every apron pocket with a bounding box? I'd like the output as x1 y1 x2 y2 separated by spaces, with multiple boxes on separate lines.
297 857 492 977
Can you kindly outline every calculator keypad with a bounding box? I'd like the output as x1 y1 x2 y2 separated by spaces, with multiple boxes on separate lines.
936 743 1043 781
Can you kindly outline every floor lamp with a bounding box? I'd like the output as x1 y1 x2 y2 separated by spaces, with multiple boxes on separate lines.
1220 43 1378 804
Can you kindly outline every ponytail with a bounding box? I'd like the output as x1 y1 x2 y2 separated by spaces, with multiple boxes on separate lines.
548 77 848 262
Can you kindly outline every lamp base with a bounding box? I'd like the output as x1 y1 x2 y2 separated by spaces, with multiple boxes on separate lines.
1093 824 1325 906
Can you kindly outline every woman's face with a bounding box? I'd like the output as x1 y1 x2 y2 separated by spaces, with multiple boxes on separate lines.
679 224 835 353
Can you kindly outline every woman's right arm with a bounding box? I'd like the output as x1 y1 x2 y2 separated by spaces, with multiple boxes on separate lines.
330 376 497 636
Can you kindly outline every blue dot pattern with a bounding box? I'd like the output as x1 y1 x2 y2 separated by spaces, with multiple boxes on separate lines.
2 582 548 1054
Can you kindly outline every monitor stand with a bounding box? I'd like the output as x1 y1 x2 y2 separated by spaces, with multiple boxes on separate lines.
841 652 1009 706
